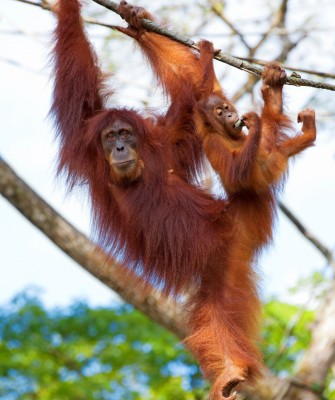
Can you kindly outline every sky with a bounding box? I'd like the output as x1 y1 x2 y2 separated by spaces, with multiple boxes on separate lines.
1 0 335 309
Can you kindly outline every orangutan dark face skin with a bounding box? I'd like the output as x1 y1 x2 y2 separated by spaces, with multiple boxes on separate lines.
199 93 241 138
101 120 143 183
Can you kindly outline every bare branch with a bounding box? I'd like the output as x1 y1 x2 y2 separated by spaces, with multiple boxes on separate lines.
101 0 335 91
12 0 335 92
274 0 289 27
233 57 335 80
231 0 290 100
280 202 335 271
15 0 50 9
231 74 258 103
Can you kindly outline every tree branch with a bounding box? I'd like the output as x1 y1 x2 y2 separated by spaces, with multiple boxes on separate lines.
231 0 290 101
12 0 335 92
279 202 335 271
234 57 335 80
91 0 335 91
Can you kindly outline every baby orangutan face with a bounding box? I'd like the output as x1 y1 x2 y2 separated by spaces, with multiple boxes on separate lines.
197 93 242 139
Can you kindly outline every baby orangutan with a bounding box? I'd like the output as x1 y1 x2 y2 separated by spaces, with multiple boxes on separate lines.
195 45 316 195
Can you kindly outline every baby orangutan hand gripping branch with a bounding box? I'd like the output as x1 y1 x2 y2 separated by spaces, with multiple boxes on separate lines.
50 1 316 399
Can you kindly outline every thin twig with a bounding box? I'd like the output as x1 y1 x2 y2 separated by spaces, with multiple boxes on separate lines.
15 0 50 9
235 57 335 80
248 0 289 57
231 0 291 101
279 202 335 271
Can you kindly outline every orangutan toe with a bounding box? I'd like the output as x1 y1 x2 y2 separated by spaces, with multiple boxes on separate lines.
209 368 247 399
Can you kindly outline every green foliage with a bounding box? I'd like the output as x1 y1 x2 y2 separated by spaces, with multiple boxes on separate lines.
0 291 205 400
262 298 335 399
262 300 314 374
2 290 334 399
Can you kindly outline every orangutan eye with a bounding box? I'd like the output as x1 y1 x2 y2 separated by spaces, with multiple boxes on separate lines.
106 132 116 141
120 130 130 139
216 108 223 116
